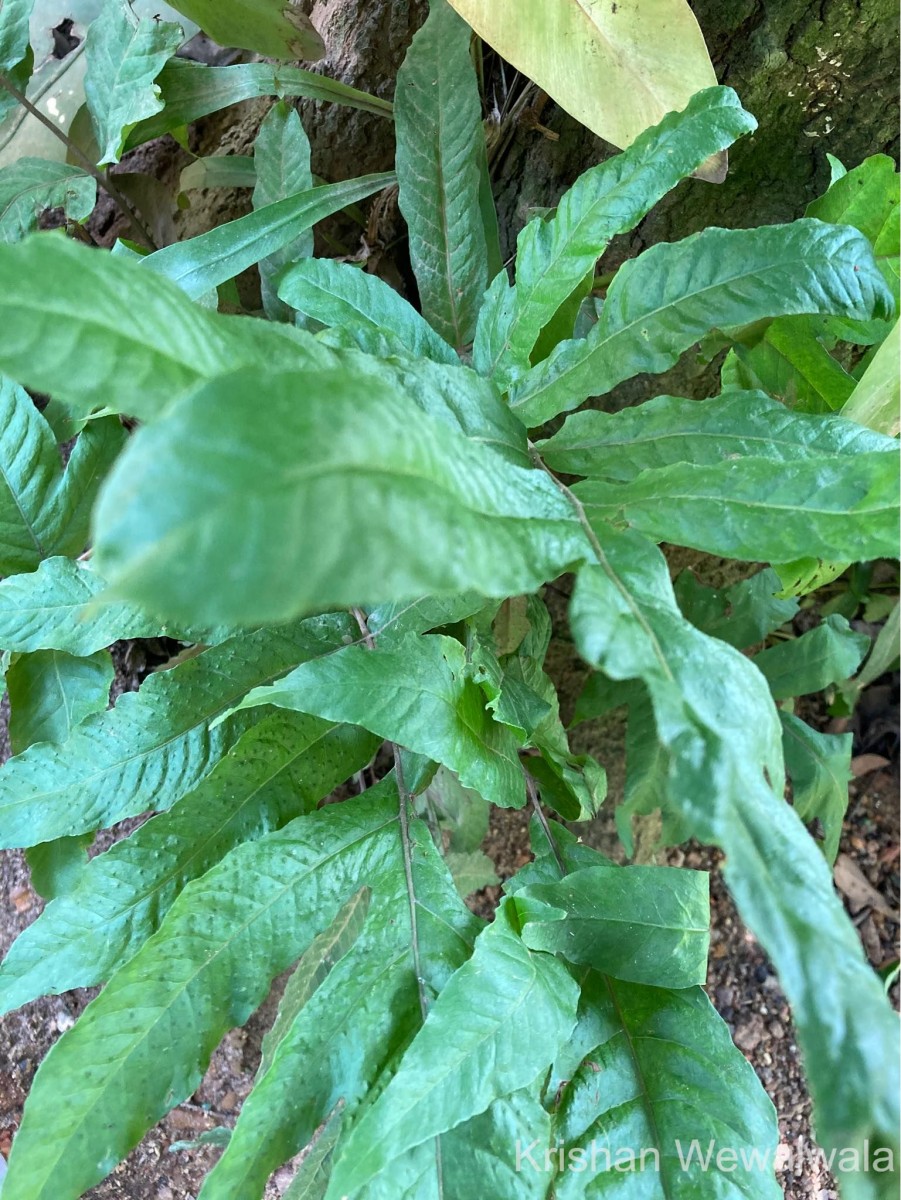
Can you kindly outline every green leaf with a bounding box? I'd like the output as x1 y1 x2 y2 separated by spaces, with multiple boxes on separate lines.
730 315 858 413
394 0 488 348
674 567 798 649
538 389 895 478
278 257 459 365
0 234 334 424
179 154 255 192
0 789 404 1200
92 366 586 626
142 171 395 300
25 834 93 902
780 712 851 864
230 634 525 809
252 100 313 321
547 971 781 1198
422 766 499 896
0 557 230 655
567 530 900 1189
0 379 125 573
510 220 894 426
843 318 900 436
0 711 377 1014
0 159 95 241
200 814 478 1200
752 615 870 700
575 450 899 564
124 59 392 151
7 647 113 754
83 0 183 165
326 898 579 1199
479 87 756 383
0 0 34 121
161 0 324 60
0 615 356 848
514 863 709 988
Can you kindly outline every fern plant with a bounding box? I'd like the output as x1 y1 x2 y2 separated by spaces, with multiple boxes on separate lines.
0 1 898 1198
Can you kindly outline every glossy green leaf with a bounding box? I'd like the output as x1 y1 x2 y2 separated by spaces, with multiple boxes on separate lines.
575 450 899 565
0 159 95 241
124 59 391 151
0 712 377 1014
843 318 900 436
1 790 403 1200
83 0 183 165
780 712 851 864
515 864 709 988
252 100 312 321
230 634 525 809
510 220 894 426
142 171 394 299
478 87 756 383
394 0 487 349
674 568 798 649
278 257 459 365
326 898 579 1198
93 367 587 626
0 615 356 848
0 379 124 573
568 530 900 1190
7 647 113 754
539 389 894 479
163 0 323 60
753 615 870 700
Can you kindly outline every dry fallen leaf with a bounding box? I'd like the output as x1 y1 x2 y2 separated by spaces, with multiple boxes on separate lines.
834 853 897 919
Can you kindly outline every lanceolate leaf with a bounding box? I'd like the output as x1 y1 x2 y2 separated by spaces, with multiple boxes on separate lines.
231 634 525 808
326 899 579 1198
84 0 183 165
576 451 899 565
443 0 717 157
1 790 404 1200
843 318 901 436
124 59 392 151
0 160 95 241
394 0 488 348
781 712 851 865
729 315 858 413
7 647 113 754
752 615 870 700
253 100 313 321
510 220 894 426
278 257 459 365
142 171 395 299
0 713 378 1014
0 615 357 848
481 87 756 382
93 367 587 625
162 0 324 61
568 529 900 1189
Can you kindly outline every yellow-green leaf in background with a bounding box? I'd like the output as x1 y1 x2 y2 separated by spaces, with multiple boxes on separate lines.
165 0 324 61
842 319 900 437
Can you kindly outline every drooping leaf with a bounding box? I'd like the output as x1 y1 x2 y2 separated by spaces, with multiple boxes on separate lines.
0 711 377 1014
0 615 357 848
278 257 459 365
674 567 798 649
514 863 709 988
538 389 895 478
92 367 587 626
575 450 899 565
0 159 95 241
477 87 756 383
7 647 113 754
162 0 324 61
843 318 900 436
252 100 313 321
510 220 894 426
752 615 870 701
780 712 851 865
124 59 392 151
142 171 395 299
443 0 718 157
229 634 525 809
83 0 183 165
567 529 900 1190
394 0 488 348
0 789 404 1200
326 898 579 1199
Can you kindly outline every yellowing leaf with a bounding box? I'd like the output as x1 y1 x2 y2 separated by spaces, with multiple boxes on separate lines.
445 0 718 165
